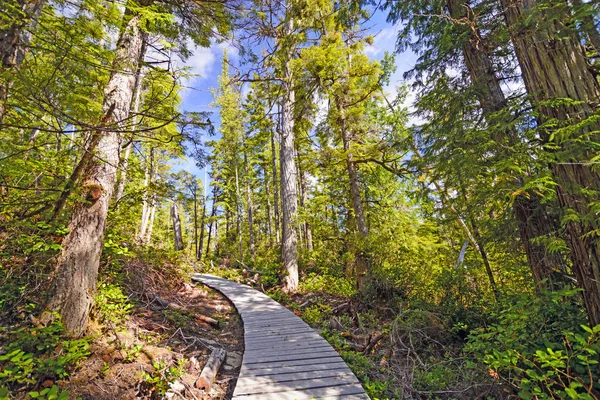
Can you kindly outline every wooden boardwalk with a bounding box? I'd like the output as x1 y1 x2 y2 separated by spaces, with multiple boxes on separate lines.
191 274 369 400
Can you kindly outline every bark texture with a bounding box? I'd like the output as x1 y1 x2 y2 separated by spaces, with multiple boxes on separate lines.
205 187 218 257
280 59 299 292
446 0 565 290
197 195 206 260
138 147 154 243
115 33 147 204
501 0 600 324
299 166 313 252
271 130 281 244
244 152 255 259
45 9 145 334
171 202 184 251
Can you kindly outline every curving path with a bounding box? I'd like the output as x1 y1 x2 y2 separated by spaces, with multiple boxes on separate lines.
191 274 369 400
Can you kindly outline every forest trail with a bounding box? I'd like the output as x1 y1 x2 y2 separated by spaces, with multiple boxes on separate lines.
192 274 369 400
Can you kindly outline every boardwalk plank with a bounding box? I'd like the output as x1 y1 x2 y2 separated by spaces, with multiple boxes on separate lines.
232 383 366 399
235 368 354 385
242 349 340 364
240 361 350 377
191 274 369 400
235 374 360 395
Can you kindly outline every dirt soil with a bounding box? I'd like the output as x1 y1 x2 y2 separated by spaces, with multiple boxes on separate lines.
60 259 244 400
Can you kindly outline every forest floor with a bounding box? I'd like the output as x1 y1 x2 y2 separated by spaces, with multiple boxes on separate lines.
59 257 244 400
0 231 244 400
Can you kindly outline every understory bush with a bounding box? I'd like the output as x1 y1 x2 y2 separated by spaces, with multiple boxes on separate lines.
93 282 134 325
465 289 599 399
0 319 90 391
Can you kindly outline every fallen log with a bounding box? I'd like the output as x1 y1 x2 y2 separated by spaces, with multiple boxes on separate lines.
195 347 226 392
151 294 219 327
363 332 384 354
196 313 220 328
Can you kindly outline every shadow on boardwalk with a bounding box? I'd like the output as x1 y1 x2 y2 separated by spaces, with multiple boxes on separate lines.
192 274 370 400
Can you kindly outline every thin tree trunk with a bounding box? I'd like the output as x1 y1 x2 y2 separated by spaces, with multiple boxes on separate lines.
244 152 255 260
138 147 154 242
193 187 198 257
271 130 281 245
446 0 565 290
300 171 313 253
171 202 184 251
197 195 206 260
0 0 44 125
115 142 133 204
206 187 218 258
501 0 600 325
338 98 369 289
144 195 156 244
235 166 243 262
44 6 146 334
225 208 230 242
214 218 219 255
297 151 313 252
114 33 147 204
280 55 299 292
265 164 273 243
468 215 499 299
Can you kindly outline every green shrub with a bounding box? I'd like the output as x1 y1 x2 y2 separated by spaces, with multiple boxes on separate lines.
267 287 291 304
302 304 332 327
93 282 133 325
0 320 90 387
465 289 598 399
140 359 186 396
28 385 73 400
299 273 356 296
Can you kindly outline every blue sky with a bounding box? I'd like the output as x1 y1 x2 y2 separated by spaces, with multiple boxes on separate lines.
172 6 418 187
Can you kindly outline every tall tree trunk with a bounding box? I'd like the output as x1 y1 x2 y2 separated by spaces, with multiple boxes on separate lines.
338 99 369 289
0 0 44 125
280 56 300 292
300 169 313 252
49 111 115 222
468 215 499 299
197 194 206 260
44 7 146 334
171 202 184 251
265 164 273 243
447 0 565 290
138 147 154 242
297 151 313 252
271 130 281 245
206 187 218 258
144 195 156 244
193 187 198 257
235 166 243 262
500 0 600 325
114 33 147 204
214 218 219 255
244 152 255 260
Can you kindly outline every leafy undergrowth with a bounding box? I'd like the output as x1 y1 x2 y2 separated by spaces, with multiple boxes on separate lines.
0 223 244 399
204 263 600 400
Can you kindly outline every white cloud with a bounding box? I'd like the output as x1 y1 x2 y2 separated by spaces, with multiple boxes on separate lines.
177 38 241 102
182 45 217 79
365 26 398 58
